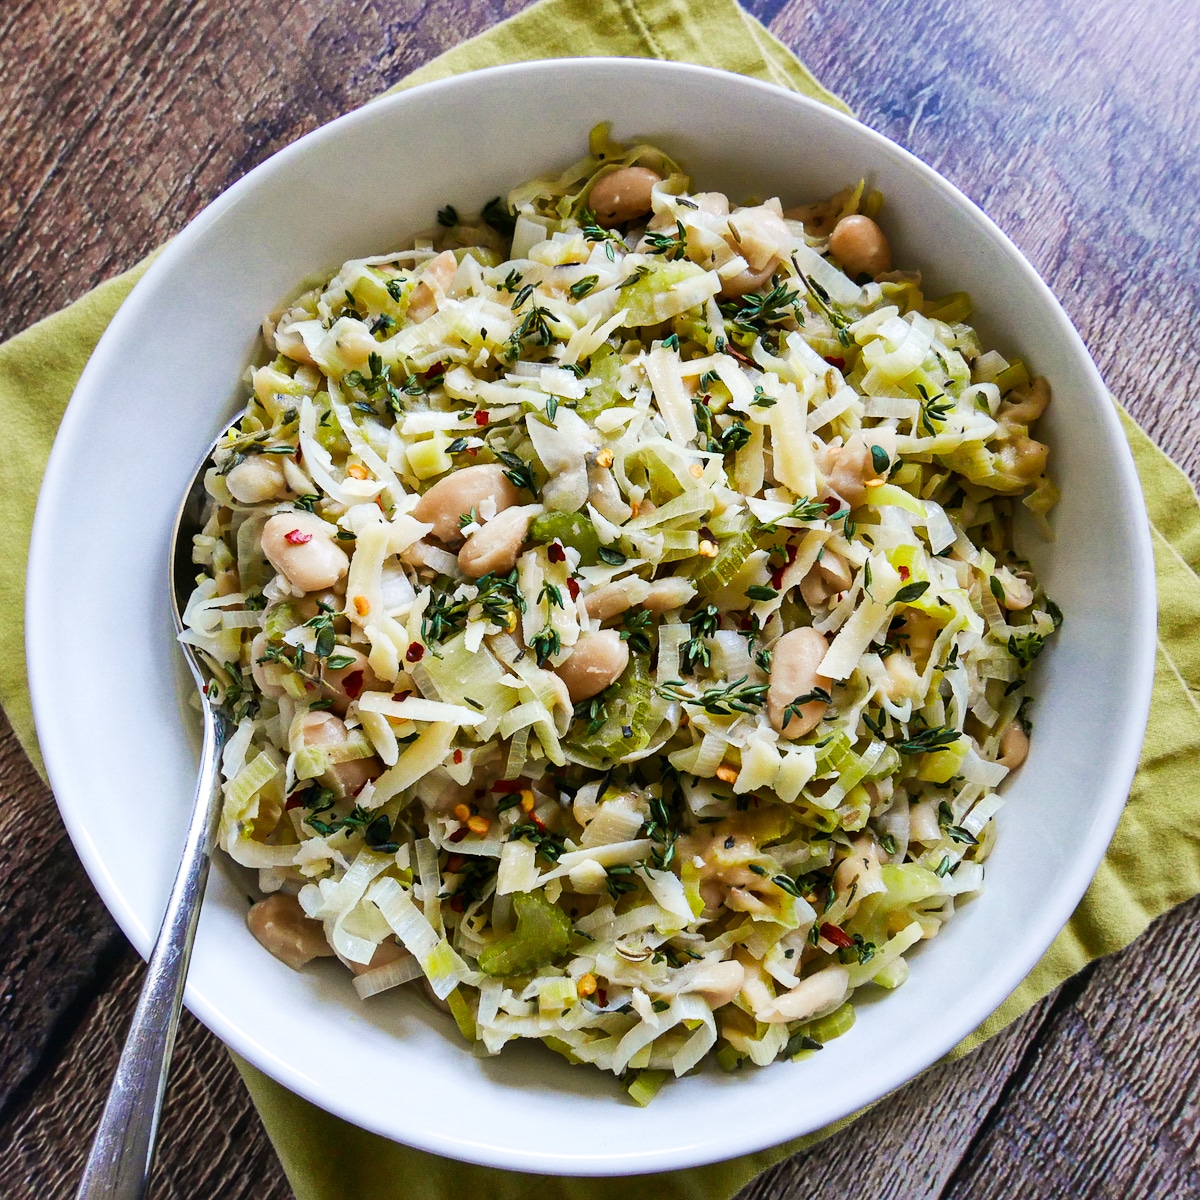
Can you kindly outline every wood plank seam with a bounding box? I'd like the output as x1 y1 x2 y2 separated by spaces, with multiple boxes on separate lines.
0 935 129 1132
938 962 1098 1199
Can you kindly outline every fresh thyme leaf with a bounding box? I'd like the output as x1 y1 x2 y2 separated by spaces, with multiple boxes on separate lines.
496 269 524 294
1007 631 1046 669
643 220 688 261
531 626 561 667
755 495 828 533
681 604 719 674
893 581 930 604
481 196 516 237
495 451 539 496
619 608 653 654
570 275 599 299
657 675 768 716
895 724 960 755
794 266 851 347
721 280 803 337
916 383 954 436
597 546 626 566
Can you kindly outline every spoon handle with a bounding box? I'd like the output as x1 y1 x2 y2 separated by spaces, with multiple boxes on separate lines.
76 702 230 1200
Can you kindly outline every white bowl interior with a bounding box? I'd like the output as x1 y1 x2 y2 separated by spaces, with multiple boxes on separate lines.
27 59 1155 1174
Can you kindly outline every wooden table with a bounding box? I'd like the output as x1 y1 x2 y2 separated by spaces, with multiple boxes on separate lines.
2 0 1198 1195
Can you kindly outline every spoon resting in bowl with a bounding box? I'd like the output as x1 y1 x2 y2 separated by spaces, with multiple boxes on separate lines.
74 418 241 1200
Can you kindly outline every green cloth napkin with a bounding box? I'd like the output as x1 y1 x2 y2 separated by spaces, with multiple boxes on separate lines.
2 0 1199 1195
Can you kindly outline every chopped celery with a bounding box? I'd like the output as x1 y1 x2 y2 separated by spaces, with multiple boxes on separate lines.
530 511 601 565
477 890 572 977
923 292 972 323
577 343 621 421
993 360 1030 395
565 653 654 763
804 1001 856 1045
716 1044 744 1073
692 528 758 595
625 1069 669 1106
622 262 718 326
446 987 477 1042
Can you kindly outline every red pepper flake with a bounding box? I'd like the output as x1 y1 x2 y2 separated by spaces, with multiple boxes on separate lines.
769 565 785 589
392 690 413 702
820 922 855 949
450 894 466 913
453 749 464 764
446 854 466 873
474 410 490 426
787 544 798 564
822 498 843 517
596 987 608 1008
491 779 526 793
529 812 547 833
547 540 566 564
406 641 426 663
465 447 478 457
284 529 313 545
566 578 580 601
448 827 469 843
824 356 846 370
285 790 306 810
342 670 364 700
898 565 910 581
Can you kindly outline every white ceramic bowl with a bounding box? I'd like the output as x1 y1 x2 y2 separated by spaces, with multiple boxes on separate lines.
27 59 1155 1174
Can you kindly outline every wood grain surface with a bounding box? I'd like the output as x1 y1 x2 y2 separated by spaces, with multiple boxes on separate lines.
1 0 1198 1196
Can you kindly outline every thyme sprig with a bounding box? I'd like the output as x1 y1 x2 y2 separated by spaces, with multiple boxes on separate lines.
657 675 768 716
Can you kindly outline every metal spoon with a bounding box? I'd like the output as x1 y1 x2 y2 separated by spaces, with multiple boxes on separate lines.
76 418 240 1200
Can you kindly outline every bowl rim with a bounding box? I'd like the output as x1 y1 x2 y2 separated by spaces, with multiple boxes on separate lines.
26 55 1157 1174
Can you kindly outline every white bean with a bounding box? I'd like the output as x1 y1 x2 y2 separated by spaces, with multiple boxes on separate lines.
555 629 629 703
828 214 892 278
406 249 458 322
333 321 378 369
800 550 852 609
768 627 833 738
640 577 696 613
246 893 334 970
226 455 290 504
348 939 406 977
682 958 745 1009
719 257 778 300
458 504 539 579
834 836 883 919
261 512 349 593
299 710 381 798
588 166 662 226
821 434 876 509
761 965 850 1024
998 724 1030 770
321 646 379 714
249 630 287 698
999 376 1051 426
586 463 632 523
412 463 522 544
